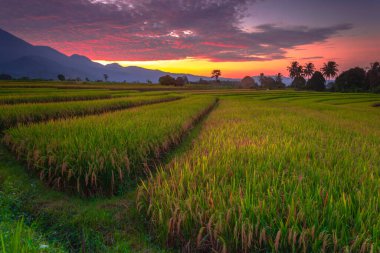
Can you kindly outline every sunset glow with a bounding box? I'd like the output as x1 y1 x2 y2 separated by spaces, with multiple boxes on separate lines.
1 0 379 78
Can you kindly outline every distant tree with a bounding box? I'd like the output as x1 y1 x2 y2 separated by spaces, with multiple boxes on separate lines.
334 67 367 92
366 62 380 92
0 74 12 80
260 75 277 89
85 77 90 82
275 73 286 88
146 80 153 84
259 73 265 85
57 74 65 81
182 76 189 84
76 77 82 82
321 61 339 82
291 76 306 90
306 71 325 91
287 61 303 79
103 74 109 82
240 76 257 89
175 77 185 87
303 63 315 81
211 70 221 82
159 75 176 86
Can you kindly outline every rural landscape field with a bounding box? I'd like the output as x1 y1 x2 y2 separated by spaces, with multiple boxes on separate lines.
0 82 379 252
1 0 380 252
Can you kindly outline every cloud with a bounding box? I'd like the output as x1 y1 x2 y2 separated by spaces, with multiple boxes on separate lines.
0 0 353 62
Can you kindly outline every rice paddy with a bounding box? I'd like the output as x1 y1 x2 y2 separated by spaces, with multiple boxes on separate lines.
137 93 380 252
4 96 217 195
0 85 379 252
0 94 181 130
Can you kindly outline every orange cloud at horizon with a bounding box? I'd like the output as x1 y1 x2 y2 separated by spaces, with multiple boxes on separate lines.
94 36 379 79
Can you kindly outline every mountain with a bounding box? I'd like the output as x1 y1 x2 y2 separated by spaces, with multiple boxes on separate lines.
0 28 214 82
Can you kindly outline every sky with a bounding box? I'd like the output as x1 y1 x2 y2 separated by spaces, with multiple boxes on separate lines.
1 0 379 78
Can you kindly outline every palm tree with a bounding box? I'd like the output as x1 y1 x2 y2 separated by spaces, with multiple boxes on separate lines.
287 61 303 79
303 63 315 81
321 61 339 83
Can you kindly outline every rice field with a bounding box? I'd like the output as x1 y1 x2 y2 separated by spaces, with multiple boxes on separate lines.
0 94 181 131
3 96 217 195
0 90 119 104
137 93 380 252
0 86 379 252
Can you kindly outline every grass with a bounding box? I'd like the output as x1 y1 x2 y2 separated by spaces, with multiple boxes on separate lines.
0 94 181 131
0 144 170 253
0 90 118 104
4 96 217 196
137 93 380 252
0 179 65 253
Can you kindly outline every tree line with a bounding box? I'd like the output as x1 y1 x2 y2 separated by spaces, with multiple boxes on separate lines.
286 61 380 92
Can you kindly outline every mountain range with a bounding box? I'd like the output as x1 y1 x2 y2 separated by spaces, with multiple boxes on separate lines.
0 28 292 84
0 28 217 82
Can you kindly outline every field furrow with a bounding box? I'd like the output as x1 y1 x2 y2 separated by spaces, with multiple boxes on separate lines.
3 96 217 196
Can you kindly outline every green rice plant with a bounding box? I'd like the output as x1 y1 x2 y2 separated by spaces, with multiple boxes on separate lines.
0 218 65 253
0 91 116 105
0 94 181 131
3 96 217 196
138 95 380 252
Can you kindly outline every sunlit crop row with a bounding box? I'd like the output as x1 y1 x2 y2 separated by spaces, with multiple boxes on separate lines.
0 94 181 131
138 96 380 252
4 96 217 196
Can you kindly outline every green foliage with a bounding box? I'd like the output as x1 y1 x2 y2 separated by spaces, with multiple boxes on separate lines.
4 96 217 195
0 91 114 105
0 94 180 131
138 94 380 252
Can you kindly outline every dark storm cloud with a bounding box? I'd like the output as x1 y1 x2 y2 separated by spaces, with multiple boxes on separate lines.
0 0 353 61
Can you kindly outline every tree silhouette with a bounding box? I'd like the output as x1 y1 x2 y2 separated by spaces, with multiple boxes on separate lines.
211 70 221 82
103 74 109 82
57 74 65 81
321 61 339 82
366 62 380 91
303 63 315 81
275 73 285 88
287 61 303 79
306 71 325 91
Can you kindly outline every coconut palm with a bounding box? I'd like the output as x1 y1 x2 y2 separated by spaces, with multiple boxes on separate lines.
321 61 339 82
303 63 315 81
287 61 303 79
